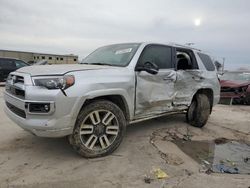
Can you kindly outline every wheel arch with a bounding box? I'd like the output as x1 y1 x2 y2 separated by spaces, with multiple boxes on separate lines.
79 94 130 122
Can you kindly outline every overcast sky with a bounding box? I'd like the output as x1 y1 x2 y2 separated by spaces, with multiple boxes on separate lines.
0 0 249 70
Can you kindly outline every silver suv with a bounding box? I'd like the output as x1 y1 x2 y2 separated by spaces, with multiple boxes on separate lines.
4 43 220 158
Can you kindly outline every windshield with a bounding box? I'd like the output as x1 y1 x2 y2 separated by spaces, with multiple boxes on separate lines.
81 43 140 67
221 72 250 81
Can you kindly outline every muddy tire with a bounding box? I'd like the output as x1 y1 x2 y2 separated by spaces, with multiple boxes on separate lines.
186 94 211 128
69 100 126 158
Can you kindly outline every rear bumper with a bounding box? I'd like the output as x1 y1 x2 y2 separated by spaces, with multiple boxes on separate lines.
4 91 77 137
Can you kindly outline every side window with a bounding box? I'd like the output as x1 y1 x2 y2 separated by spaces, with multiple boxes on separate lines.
138 45 172 69
198 53 215 71
176 49 199 70
0 59 16 69
15 60 27 69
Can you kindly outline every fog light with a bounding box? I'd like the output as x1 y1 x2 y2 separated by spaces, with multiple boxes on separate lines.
29 103 50 113
44 104 49 111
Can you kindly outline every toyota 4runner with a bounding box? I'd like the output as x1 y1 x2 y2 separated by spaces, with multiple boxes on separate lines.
4 43 220 158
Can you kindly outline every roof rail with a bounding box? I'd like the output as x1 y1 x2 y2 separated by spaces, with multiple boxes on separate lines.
169 43 202 51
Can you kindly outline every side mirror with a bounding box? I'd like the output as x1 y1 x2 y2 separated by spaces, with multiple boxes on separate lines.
135 61 159 75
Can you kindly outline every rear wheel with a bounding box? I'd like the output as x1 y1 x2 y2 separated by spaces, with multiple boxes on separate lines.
69 100 126 158
186 94 211 128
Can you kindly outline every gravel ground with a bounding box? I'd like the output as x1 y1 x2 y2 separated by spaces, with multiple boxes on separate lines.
0 86 249 188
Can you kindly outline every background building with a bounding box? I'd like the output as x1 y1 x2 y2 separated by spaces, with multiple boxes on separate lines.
0 49 78 64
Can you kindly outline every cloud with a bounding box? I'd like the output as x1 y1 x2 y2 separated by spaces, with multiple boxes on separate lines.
0 0 250 69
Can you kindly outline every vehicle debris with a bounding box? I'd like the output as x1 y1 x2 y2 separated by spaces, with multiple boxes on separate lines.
214 164 239 174
212 140 250 174
153 168 169 179
143 168 169 184
143 175 153 184
202 160 210 165
219 159 236 167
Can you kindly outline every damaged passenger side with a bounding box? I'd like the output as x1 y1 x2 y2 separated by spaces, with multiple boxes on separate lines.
173 48 201 107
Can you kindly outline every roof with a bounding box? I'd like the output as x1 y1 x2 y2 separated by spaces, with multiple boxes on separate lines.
138 42 203 52
169 43 202 52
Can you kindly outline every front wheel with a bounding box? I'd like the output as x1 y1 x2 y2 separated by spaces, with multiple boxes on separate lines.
69 100 126 158
186 94 211 128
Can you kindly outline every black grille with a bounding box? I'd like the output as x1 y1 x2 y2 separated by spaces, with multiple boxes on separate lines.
6 102 26 118
221 87 235 92
6 86 25 98
9 75 24 84
15 76 24 84
29 103 50 113
221 87 245 93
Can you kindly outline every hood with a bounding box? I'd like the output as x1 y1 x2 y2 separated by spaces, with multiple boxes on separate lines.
220 80 250 88
16 64 113 76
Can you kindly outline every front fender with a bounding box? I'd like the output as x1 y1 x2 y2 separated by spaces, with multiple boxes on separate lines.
71 88 134 124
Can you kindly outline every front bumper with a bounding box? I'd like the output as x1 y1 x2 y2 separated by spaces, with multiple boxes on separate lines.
220 91 250 105
220 92 243 99
4 90 77 137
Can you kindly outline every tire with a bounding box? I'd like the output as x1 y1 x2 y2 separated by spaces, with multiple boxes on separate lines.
186 94 211 128
244 96 250 105
69 100 126 158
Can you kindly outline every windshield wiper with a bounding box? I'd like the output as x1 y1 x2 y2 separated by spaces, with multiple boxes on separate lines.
81 62 113 66
90 62 114 66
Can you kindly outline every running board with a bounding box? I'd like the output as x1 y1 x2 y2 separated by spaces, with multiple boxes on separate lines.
129 110 186 124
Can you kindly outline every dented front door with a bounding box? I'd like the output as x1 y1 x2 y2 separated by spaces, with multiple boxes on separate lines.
135 69 176 117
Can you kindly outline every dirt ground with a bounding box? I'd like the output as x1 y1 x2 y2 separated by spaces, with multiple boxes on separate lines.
0 86 249 188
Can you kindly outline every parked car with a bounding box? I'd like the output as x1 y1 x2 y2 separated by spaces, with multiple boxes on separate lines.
3 42 220 158
220 71 250 105
0 57 29 82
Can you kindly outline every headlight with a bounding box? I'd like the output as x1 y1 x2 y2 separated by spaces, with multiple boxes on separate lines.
34 75 75 90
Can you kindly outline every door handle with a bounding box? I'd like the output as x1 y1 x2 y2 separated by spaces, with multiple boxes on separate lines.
192 76 203 81
163 77 175 81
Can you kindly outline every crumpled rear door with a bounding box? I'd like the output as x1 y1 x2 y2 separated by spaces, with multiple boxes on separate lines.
173 69 205 106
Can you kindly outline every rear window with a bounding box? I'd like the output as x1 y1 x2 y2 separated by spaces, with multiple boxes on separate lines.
198 53 215 71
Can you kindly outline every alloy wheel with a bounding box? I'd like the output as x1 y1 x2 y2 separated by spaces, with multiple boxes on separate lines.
79 110 119 151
